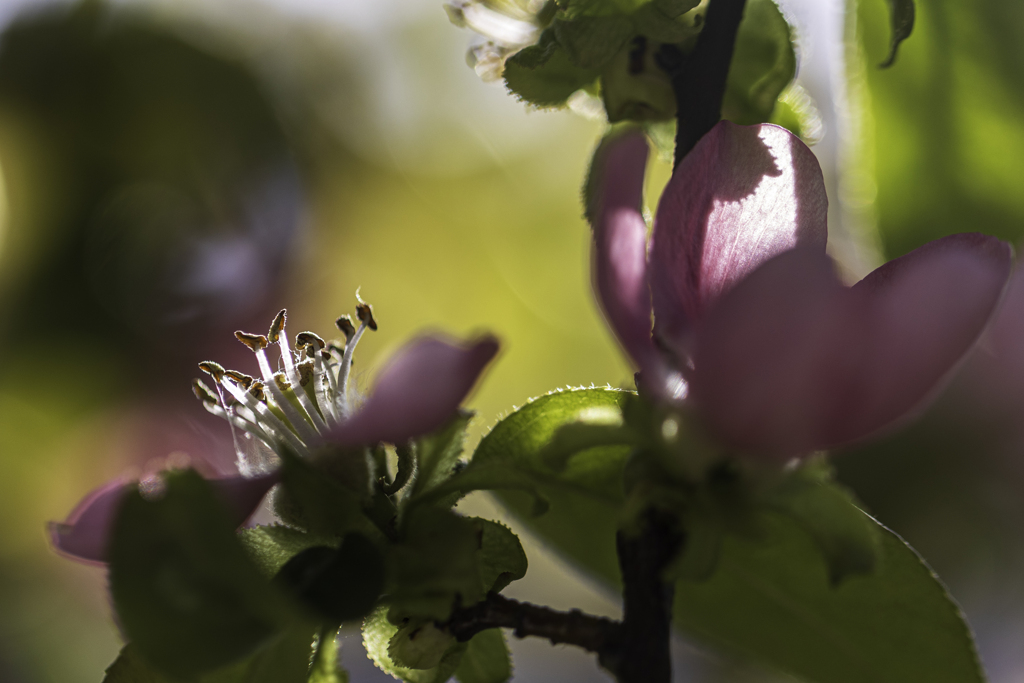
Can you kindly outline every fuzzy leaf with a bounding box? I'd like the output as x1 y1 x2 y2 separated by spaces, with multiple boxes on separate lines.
504 35 600 107
497 473 985 683
472 518 528 593
454 630 512 683
240 524 333 578
388 508 483 621
309 628 349 683
766 461 882 584
363 607 467 683
410 411 473 502
108 470 297 680
722 0 796 125
274 534 385 623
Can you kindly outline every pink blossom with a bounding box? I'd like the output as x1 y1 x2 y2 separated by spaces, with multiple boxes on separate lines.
50 330 498 564
592 121 1012 458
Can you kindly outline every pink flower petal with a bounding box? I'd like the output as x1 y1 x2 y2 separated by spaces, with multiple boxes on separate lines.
590 129 664 377
691 234 1011 457
49 471 279 565
649 122 828 351
329 334 499 448
49 478 130 565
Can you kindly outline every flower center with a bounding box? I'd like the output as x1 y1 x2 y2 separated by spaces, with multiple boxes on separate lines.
193 299 377 476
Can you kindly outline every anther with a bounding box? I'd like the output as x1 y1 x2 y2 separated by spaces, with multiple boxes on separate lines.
249 380 267 402
198 361 226 382
268 309 287 343
274 372 291 391
356 302 377 331
335 315 356 341
296 360 314 386
235 331 268 352
225 370 255 389
192 379 219 404
295 332 326 358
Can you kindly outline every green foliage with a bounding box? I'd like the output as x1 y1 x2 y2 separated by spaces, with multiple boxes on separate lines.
504 35 600 107
274 535 385 623
309 628 349 683
501 0 794 125
104 629 320 683
409 411 474 503
475 519 529 593
108 470 299 680
454 630 512 683
240 525 334 578
363 607 467 683
674 515 983 683
765 458 881 585
484 432 984 683
721 0 797 125
881 0 915 68
274 449 376 539
855 0 1024 256
388 508 484 621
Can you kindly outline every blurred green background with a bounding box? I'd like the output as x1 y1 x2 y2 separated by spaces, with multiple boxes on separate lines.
2 0 1024 681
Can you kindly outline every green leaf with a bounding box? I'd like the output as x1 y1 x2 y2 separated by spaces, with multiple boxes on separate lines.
388 508 483 621
103 629 317 683
410 411 473 502
766 460 882 584
309 627 349 683
454 630 512 683
240 524 334 578
504 35 600 107
675 514 983 683
108 470 298 680
854 0 1024 257
553 16 634 69
274 449 375 539
881 0 915 68
472 518 528 593
363 607 468 683
274 534 385 623
497 474 985 683
722 0 796 125
417 388 637 511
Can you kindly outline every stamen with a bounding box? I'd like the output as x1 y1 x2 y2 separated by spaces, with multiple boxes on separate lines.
335 316 356 341
198 361 227 382
220 376 310 456
356 298 377 331
338 319 368 417
272 311 330 436
235 331 269 352
239 326 322 445
198 363 245 464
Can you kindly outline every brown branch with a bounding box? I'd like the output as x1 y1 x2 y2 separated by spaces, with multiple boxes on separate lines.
658 0 749 166
442 592 622 660
615 512 685 683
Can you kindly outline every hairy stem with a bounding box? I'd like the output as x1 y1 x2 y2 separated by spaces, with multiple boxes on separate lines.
615 512 685 683
442 592 622 661
666 0 749 166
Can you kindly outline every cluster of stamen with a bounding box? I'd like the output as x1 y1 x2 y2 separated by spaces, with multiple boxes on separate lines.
193 300 377 476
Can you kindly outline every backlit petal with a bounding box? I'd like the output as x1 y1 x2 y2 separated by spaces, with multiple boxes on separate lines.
650 122 827 350
49 470 279 565
329 334 499 448
590 129 663 376
691 234 1011 457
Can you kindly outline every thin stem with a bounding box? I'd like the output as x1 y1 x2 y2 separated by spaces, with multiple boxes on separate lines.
664 0 749 166
615 511 685 683
442 592 622 663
